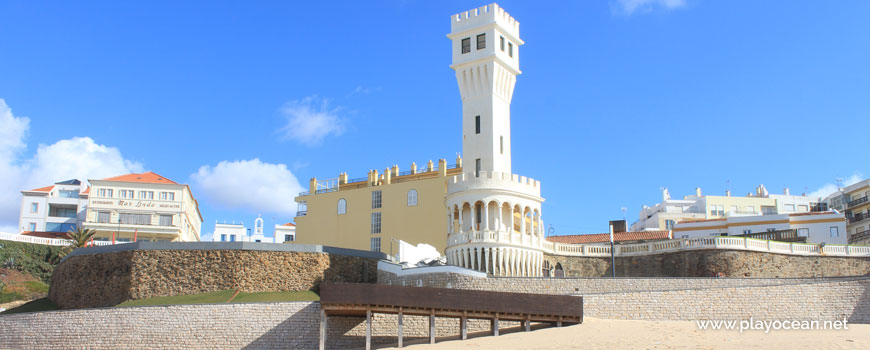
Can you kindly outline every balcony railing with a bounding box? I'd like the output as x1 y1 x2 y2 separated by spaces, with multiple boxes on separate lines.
848 196 869 208
295 210 307 217
850 230 870 244
735 229 806 243
849 212 870 224
297 191 310 197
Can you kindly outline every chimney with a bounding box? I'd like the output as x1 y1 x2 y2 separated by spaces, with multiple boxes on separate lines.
662 187 670 201
384 167 391 185
784 187 790 196
695 187 702 197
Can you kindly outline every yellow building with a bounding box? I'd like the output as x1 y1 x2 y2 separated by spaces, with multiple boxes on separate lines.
294 159 462 255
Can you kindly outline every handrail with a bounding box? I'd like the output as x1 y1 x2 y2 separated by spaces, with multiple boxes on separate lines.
848 196 869 208
445 231 870 258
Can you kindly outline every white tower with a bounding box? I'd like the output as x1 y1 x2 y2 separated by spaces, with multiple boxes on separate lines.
448 3 523 176
445 4 545 277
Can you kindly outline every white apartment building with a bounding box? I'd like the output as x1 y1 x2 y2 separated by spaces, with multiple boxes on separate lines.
82 172 202 242
275 223 296 243
18 179 89 233
824 179 870 244
672 212 847 245
631 185 826 232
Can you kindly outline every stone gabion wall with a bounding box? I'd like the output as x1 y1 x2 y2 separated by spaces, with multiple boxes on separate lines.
543 249 870 278
378 270 870 323
49 249 378 309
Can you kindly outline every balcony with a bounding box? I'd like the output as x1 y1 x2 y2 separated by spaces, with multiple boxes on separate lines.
296 210 307 217
849 212 870 224
850 229 870 244
735 229 806 243
848 196 869 208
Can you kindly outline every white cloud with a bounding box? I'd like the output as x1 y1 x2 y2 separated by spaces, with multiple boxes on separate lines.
808 173 864 199
613 0 687 15
190 159 304 217
0 99 143 231
278 96 346 146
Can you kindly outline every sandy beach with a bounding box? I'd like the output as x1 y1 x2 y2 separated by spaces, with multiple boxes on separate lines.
382 318 870 350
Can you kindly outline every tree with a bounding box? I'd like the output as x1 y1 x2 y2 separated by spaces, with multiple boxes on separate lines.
59 227 97 258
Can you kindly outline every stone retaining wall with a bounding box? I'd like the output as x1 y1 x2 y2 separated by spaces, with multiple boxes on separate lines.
0 302 519 349
379 266 870 323
49 243 381 309
544 249 870 278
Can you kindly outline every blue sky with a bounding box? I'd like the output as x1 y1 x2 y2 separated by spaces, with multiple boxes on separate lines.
0 0 867 238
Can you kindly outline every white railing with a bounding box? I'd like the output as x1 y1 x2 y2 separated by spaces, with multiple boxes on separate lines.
446 231 870 258
0 232 131 247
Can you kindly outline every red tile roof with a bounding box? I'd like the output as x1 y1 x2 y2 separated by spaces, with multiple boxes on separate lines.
281 223 296 226
547 230 671 244
26 185 55 192
82 186 91 194
102 171 178 185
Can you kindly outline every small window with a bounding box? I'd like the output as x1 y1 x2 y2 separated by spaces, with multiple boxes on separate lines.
475 115 480 134
159 192 175 201
500 136 504 154
767 228 776 232
97 211 111 223
371 212 381 234
797 228 809 237
797 205 808 212
743 229 751 235
370 237 381 252
475 158 481 177
407 190 418 206
220 234 227 242
28 222 36 231
99 188 113 198
230 235 236 242
830 226 839 237
500 36 505 51
461 38 471 54
284 234 294 242
784 204 795 212
371 191 382 209
508 42 513 57
30 202 38 213
337 198 347 214
139 191 154 200
476 33 485 50
665 220 675 230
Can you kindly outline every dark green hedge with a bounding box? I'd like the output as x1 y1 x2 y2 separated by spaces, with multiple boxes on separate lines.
0 240 64 283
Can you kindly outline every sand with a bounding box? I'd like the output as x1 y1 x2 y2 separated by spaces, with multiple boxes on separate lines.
382 318 870 350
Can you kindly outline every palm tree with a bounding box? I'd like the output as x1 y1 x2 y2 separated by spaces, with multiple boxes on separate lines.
59 227 97 257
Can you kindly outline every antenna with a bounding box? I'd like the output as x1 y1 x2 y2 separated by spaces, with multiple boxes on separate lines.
621 207 627 221
547 224 555 237
836 178 844 190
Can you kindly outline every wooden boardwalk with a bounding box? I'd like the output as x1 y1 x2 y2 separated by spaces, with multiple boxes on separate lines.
318 282 583 349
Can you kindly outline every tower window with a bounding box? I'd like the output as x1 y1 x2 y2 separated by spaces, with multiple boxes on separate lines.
475 115 480 134
461 38 471 54
476 34 486 50
475 158 481 177
508 42 513 57
500 36 505 51
500 136 504 154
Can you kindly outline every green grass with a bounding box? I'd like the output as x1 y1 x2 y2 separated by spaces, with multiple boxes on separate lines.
116 289 319 307
232 290 319 303
0 280 49 303
116 290 236 307
0 298 58 315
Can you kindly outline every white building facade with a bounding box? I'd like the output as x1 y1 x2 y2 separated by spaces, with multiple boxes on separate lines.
444 4 546 277
18 179 89 233
672 212 847 245
631 186 826 232
211 217 296 243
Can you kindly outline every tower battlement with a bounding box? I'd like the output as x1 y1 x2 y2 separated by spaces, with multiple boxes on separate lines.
450 3 520 40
